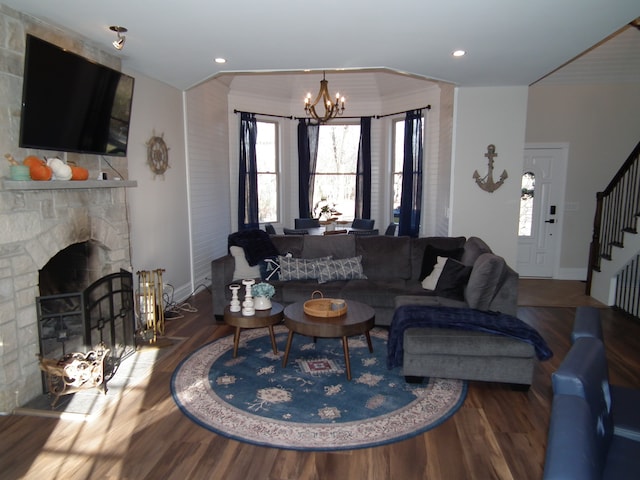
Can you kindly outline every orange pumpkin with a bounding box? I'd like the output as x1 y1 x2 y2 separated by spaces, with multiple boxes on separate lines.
29 163 52 181
23 155 44 168
70 166 89 181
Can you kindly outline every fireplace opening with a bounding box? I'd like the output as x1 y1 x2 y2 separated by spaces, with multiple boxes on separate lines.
36 241 136 394
39 241 97 297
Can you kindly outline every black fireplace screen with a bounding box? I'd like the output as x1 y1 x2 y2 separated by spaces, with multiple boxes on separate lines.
36 271 136 391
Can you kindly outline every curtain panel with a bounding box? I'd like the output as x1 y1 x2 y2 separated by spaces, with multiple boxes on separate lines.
355 116 372 219
398 110 424 237
238 112 259 230
297 119 320 218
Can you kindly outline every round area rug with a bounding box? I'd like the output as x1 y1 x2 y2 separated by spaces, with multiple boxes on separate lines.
171 325 466 450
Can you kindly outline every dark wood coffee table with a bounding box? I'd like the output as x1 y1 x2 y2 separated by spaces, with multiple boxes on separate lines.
224 302 283 358
281 300 375 380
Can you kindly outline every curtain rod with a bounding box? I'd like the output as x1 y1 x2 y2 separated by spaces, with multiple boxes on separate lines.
374 105 431 119
234 105 431 121
233 109 294 120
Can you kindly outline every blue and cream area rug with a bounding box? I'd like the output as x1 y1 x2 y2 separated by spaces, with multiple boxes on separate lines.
171 325 467 450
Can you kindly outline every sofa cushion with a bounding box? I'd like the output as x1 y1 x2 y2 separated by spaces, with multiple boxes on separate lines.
421 256 447 290
317 256 367 284
356 235 412 280
341 278 413 308
419 244 465 280
435 259 472 301
464 253 505 310
270 235 305 257
278 256 331 281
410 237 466 280
404 327 536 358
460 236 492 266
302 235 356 259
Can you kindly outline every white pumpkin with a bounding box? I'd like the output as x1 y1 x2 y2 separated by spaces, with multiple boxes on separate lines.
46 156 73 181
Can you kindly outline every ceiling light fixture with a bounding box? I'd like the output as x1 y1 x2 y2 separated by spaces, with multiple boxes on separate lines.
214 57 227 64
452 50 466 57
109 26 127 50
304 71 345 123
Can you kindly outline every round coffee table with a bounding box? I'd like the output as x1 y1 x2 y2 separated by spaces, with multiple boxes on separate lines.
281 300 375 380
224 302 284 358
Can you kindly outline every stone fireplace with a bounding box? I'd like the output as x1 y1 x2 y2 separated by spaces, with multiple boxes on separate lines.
0 6 138 413
0 183 135 412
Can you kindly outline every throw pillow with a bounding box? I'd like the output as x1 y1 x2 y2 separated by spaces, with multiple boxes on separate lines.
419 245 465 280
317 256 367 284
435 258 473 301
230 246 261 280
278 256 332 281
421 256 447 290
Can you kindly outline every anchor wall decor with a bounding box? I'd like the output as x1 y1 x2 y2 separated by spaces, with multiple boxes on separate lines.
473 144 508 193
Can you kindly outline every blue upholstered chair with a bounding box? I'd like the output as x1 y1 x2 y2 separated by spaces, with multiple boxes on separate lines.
570 306 640 441
351 218 375 230
544 336 640 478
384 223 397 236
294 218 320 229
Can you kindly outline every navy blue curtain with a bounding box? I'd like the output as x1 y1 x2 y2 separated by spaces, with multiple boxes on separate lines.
238 113 259 230
355 117 372 219
398 110 424 237
297 119 320 217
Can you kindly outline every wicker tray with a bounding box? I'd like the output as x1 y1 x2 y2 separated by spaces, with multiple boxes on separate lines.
303 291 347 317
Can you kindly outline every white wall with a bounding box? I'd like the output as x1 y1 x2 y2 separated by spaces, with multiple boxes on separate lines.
526 83 640 272
184 78 230 288
451 86 529 266
125 70 192 300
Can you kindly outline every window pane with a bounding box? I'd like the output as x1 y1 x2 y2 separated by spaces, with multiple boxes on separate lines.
256 122 276 172
313 124 360 220
519 172 535 236
392 120 405 220
256 121 278 223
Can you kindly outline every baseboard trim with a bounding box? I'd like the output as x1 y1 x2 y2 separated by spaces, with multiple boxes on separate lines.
554 268 587 281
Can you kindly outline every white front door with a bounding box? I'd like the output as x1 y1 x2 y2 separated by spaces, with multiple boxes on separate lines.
517 145 568 278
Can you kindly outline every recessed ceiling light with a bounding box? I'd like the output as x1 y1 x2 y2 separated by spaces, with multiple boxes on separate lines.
452 50 466 57
214 57 226 64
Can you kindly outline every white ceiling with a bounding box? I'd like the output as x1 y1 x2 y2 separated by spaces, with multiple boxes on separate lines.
4 0 640 91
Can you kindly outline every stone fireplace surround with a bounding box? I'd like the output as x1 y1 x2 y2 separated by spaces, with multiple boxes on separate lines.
0 6 137 413
0 184 134 412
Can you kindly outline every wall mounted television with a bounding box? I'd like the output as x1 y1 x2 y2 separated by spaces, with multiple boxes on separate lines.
19 34 135 157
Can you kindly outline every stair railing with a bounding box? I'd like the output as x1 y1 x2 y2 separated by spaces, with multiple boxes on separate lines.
586 140 640 294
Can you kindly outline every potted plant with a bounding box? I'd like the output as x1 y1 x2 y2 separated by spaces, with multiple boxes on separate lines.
251 282 275 310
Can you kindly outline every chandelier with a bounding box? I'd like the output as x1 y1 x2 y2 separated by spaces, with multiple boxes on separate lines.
303 72 345 123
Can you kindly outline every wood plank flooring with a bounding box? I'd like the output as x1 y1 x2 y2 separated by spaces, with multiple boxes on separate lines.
1 281 639 480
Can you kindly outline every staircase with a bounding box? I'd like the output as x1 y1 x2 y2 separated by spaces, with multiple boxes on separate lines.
587 140 640 319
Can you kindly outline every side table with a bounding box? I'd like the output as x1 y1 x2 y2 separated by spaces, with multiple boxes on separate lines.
224 302 284 358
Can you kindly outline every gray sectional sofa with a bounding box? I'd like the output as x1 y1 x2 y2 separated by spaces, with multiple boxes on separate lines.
210 233 518 325
211 232 548 387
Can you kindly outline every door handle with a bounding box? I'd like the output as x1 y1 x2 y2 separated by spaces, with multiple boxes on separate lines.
545 219 555 224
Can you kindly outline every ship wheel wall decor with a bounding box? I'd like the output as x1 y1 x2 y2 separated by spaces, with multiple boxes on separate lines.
145 132 170 178
472 144 508 193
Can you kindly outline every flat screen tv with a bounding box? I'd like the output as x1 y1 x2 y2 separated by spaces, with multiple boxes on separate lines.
19 34 135 157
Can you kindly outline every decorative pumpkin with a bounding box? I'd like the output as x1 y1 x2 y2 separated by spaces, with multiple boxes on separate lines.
46 157 72 180
70 165 89 181
29 162 52 181
23 155 44 168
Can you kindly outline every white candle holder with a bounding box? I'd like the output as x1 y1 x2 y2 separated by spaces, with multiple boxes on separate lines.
229 284 241 312
241 278 255 316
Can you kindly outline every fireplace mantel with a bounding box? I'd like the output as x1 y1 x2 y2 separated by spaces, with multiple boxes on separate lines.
2 179 137 190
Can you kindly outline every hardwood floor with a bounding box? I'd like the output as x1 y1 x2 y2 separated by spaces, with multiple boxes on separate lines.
1 281 639 480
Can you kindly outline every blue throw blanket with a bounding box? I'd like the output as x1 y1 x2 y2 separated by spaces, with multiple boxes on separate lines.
387 305 553 369
228 229 279 266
